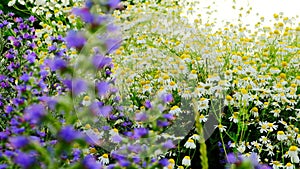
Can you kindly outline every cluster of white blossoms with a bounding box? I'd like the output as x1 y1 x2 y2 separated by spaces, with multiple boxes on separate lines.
110 0 300 168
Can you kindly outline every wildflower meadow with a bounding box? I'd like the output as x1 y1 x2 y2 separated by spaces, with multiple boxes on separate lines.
0 0 299 168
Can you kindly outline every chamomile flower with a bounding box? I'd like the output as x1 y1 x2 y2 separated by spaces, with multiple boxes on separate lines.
164 158 175 169
277 131 287 141
82 96 91 106
98 153 109 165
199 114 208 123
251 107 259 117
224 95 234 105
182 156 191 166
109 128 119 136
188 70 198 79
286 162 294 169
259 121 269 133
169 106 182 115
197 97 209 112
215 124 227 132
184 138 196 149
271 161 282 169
288 146 299 163
229 112 239 123
190 134 200 141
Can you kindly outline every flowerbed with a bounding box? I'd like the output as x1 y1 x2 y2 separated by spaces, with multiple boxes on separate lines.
0 0 299 169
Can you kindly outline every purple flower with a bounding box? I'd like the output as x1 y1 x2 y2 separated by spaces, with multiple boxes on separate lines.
24 104 46 124
58 126 82 143
92 55 112 70
163 139 175 149
161 93 173 103
249 153 259 166
96 81 109 96
128 144 142 153
26 52 36 63
65 30 86 49
135 112 148 121
257 165 272 169
0 164 7 169
5 105 13 114
157 120 169 127
118 159 130 167
226 152 242 164
40 97 57 110
73 79 87 95
99 106 112 117
107 0 120 9
0 131 9 140
159 158 169 167
144 100 152 109
10 118 19 126
28 16 36 23
4 150 14 157
83 155 103 169
163 113 175 120
50 58 67 71
15 17 23 23
8 13 14 17
133 128 148 139
111 134 122 143
9 136 29 149
48 45 57 52
14 152 36 169
39 70 48 78
105 38 121 54
20 74 30 82
132 156 140 163
72 8 94 23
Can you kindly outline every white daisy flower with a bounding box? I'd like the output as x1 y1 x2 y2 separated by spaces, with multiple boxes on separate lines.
277 131 287 141
98 154 109 165
182 156 191 166
288 146 299 163
184 139 196 149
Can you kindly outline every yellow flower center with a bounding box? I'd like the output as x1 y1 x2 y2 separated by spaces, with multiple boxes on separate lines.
102 154 108 158
289 146 298 151
277 131 284 135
